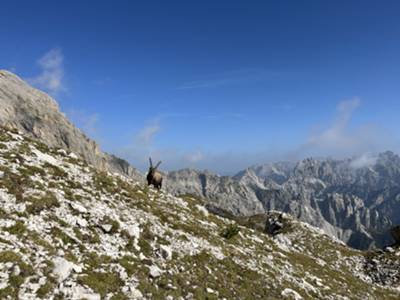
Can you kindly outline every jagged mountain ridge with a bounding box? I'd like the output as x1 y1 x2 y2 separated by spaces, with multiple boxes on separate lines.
166 153 400 250
0 126 400 299
0 70 142 181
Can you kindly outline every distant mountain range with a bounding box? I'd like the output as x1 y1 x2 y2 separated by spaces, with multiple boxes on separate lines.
166 153 400 250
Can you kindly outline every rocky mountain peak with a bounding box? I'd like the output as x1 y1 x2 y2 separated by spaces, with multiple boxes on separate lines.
0 70 142 181
0 70 59 110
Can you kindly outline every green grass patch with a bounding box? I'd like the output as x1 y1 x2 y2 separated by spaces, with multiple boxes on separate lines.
26 191 60 214
220 224 240 239
4 220 27 237
78 271 123 297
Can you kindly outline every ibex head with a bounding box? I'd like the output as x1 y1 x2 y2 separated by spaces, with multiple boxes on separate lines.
147 157 163 190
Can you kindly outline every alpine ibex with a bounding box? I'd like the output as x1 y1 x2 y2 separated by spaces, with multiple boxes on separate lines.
146 157 163 190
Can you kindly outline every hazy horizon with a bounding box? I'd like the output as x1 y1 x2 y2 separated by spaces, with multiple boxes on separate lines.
2 1 400 173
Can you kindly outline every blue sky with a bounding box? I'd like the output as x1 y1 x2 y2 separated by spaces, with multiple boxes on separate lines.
1 1 400 173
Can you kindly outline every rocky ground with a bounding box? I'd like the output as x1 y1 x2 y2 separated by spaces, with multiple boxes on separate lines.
0 126 400 299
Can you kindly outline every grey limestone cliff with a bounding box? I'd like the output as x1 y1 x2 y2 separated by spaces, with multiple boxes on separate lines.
0 70 142 181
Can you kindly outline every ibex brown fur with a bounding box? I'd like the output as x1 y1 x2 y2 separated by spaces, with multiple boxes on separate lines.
146 157 163 190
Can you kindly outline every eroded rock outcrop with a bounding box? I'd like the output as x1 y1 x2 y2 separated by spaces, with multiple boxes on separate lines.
0 70 142 181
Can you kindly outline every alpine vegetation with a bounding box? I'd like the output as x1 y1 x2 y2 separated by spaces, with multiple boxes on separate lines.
0 126 400 299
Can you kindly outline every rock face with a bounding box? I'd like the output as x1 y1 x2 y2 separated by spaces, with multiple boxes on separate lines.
165 168 265 216
0 70 142 181
166 154 400 250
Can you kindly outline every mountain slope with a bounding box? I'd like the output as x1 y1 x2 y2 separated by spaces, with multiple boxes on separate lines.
166 155 400 250
0 70 142 181
1 127 399 299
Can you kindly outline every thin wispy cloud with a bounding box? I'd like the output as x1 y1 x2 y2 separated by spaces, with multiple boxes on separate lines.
349 153 378 169
306 98 361 150
115 98 396 174
291 98 394 160
203 113 246 120
136 121 161 146
7 66 17 73
159 112 246 121
92 77 112 86
274 104 295 111
67 109 100 138
29 48 65 94
176 68 282 90
114 120 162 172
184 150 204 163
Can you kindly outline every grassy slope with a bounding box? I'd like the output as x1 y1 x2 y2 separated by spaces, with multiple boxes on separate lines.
0 126 398 300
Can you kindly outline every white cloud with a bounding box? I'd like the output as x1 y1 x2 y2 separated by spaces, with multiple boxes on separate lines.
274 104 295 111
136 122 160 146
184 151 204 163
114 98 397 174
92 77 112 86
67 109 100 138
29 48 65 94
176 68 281 90
291 97 395 160
350 153 378 169
306 98 361 150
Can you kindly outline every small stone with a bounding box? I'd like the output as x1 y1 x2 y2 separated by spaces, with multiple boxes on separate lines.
57 149 67 156
77 218 88 227
64 280 74 287
53 257 75 282
68 152 78 159
39 277 47 285
281 288 303 300
149 265 163 278
70 202 88 214
13 265 20 276
129 287 143 299
101 224 113 233
159 245 173 260
386 247 395 253
195 204 209 217
72 264 83 273
0 282 8 289
119 269 128 280
126 224 141 239
206 287 216 294
29 283 41 292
